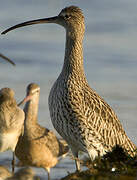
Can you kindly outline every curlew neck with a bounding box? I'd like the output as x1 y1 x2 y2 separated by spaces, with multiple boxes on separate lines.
60 25 85 80
24 94 39 130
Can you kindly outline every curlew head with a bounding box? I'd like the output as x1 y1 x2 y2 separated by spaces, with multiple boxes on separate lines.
1 6 85 36
18 83 40 106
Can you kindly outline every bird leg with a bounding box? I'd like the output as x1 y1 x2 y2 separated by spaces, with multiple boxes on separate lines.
46 167 50 180
72 151 81 172
70 148 81 171
12 151 15 173
75 157 81 172
48 172 50 180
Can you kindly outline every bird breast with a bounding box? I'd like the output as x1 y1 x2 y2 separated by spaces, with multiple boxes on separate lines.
0 130 20 152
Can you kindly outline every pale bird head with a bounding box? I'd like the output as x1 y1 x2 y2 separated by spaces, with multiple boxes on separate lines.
27 83 40 96
0 88 15 100
18 83 40 106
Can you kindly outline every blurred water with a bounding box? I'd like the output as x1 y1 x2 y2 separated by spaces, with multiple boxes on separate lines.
0 0 137 179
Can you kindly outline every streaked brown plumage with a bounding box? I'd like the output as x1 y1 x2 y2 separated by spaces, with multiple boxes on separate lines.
0 88 24 172
1 6 136 171
15 83 69 180
48 6 136 170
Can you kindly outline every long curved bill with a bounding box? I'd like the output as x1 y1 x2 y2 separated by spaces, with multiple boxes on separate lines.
18 95 32 106
0 53 15 66
1 16 58 35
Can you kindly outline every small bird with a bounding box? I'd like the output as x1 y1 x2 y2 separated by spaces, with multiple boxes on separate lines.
16 83 69 180
0 53 15 66
0 88 25 173
2 6 137 171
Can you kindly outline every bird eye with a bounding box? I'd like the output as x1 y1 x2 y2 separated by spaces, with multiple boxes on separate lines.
64 14 70 19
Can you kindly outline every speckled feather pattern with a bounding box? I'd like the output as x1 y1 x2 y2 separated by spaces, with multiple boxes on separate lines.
49 6 136 160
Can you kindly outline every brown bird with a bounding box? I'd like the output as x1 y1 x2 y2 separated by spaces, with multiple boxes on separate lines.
16 83 69 180
2 6 137 171
0 53 15 66
0 88 25 173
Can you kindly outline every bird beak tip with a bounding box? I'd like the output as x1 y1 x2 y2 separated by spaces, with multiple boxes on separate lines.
18 95 32 106
1 31 6 35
